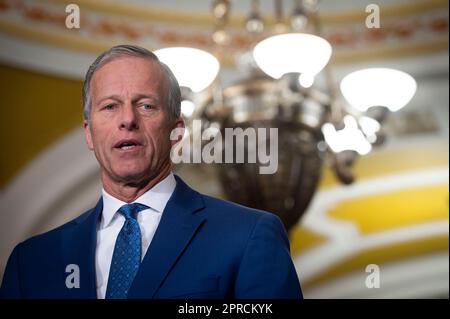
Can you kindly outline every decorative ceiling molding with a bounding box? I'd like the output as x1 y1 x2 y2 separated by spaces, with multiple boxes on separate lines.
46 0 448 26
0 0 447 65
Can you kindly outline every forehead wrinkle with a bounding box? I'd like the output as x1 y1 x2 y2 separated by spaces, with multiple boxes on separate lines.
91 57 168 106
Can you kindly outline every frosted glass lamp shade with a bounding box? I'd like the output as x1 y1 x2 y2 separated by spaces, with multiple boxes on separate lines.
340 68 417 112
154 47 220 93
253 33 332 80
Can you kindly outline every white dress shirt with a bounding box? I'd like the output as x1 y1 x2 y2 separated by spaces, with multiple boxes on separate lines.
95 173 176 299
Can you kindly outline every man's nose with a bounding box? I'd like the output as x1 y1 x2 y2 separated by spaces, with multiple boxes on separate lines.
119 104 139 130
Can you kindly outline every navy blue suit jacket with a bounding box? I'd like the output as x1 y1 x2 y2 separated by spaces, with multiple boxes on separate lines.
0 176 302 299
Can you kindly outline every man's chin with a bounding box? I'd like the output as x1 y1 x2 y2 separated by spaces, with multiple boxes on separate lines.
112 169 148 185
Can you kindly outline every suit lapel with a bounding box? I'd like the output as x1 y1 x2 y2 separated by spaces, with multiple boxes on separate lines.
61 198 102 299
127 176 206 299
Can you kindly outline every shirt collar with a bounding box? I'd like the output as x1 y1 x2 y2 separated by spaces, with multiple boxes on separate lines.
100 173 176 229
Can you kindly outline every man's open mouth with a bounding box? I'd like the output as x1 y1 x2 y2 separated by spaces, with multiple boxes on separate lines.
114 139 142 150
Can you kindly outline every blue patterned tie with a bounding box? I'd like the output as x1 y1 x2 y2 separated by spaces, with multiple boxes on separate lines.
105 203 149 299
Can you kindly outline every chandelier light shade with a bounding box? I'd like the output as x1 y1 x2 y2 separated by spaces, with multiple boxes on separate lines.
154 47 220 93
340 68 417 112
253 33 332 80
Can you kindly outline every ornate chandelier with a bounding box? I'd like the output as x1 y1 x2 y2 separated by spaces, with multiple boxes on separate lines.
155 0 417 231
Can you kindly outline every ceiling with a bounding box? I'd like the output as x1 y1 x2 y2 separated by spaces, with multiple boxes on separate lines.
120 0 413 14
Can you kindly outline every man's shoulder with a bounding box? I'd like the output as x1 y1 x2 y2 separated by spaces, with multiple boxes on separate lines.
17 207 95 251
176 176 273 222
195 193 290 252
198 192 282 228
200 193 263 213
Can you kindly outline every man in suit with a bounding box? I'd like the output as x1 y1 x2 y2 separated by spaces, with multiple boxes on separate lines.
0 45 302 299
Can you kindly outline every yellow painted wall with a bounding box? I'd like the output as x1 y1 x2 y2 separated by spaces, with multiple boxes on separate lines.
0 64 83 188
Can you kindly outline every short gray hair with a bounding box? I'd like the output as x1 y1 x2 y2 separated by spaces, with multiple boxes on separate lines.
82 44 181 122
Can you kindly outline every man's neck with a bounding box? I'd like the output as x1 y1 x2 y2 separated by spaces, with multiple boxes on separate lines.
102 165 172 203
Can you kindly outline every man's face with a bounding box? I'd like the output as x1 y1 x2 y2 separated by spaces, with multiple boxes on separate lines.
84 56 182 185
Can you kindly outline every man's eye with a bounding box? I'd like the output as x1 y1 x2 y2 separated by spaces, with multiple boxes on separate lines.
141 104 154 110
104 104 115 110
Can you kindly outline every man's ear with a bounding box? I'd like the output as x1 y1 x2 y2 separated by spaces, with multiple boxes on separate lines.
84 120 94 151
170 117 185 147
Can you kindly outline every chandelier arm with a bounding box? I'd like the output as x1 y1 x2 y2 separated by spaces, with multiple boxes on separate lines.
274 0 284 27
210 0 231 120
306 4 345 125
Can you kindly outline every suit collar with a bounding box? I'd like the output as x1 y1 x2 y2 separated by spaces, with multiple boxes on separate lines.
128 175 206 298
100 173 177 228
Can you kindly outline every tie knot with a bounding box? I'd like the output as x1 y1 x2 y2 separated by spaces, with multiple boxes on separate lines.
118 203 149 220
